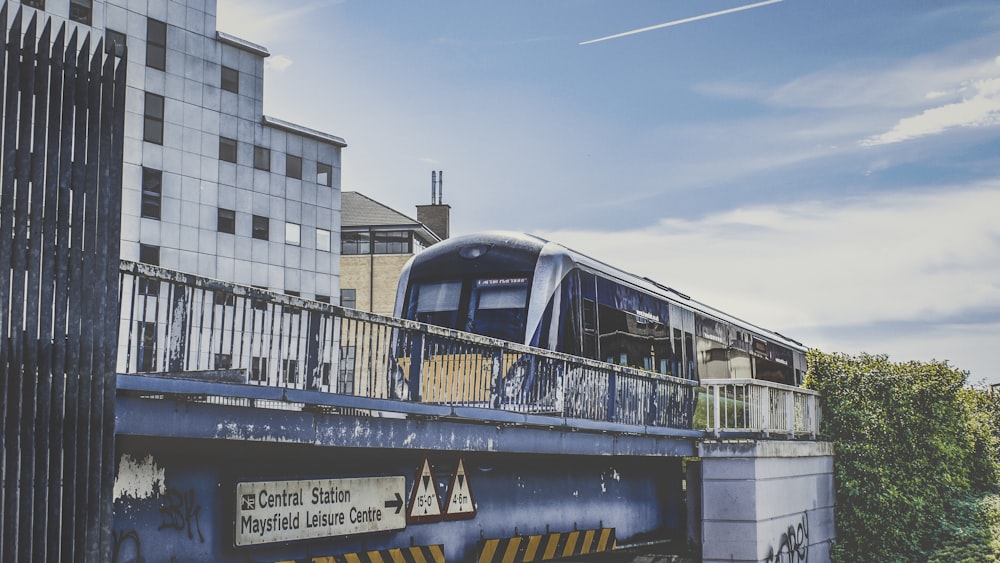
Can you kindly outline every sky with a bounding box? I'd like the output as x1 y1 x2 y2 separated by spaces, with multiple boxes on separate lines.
216 0 1000 385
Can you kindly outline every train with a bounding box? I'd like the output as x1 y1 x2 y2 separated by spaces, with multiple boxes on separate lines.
394 231 807 387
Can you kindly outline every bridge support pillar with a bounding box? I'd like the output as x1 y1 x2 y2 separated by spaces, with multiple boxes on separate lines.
698 440 835 563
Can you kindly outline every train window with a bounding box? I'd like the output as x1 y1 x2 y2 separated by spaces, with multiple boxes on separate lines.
730 350 752 379
411 281 462 328
669 304 697 380
594 303 669 371
697 338 729 379
469 282 529 342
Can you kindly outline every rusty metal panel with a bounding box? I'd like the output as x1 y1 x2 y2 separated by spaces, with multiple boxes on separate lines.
0 6 126 561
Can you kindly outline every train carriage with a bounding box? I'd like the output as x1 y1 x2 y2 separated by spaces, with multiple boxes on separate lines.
393 232 807 410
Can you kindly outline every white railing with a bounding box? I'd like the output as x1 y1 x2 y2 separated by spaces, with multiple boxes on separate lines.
117 261 700 430
700 379 820 439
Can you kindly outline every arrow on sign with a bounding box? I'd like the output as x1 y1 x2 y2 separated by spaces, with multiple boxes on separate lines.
384 492 403 514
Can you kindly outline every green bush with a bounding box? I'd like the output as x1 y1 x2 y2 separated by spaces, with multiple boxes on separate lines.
928 493 1000 562
804 351 1000 562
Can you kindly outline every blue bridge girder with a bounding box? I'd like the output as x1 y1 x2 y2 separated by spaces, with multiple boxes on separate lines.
116 373 702 457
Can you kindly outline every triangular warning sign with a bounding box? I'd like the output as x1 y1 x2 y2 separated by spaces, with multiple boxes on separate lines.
407 457 443 523
444 458 477 520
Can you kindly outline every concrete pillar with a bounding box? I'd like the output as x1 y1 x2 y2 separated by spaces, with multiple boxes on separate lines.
699 441 835 563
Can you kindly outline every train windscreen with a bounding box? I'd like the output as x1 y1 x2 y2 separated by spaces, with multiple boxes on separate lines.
411 281 462 328
406 277 530 343
469 279 529 342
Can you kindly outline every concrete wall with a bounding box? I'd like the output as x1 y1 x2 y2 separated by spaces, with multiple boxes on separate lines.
700 441 835 563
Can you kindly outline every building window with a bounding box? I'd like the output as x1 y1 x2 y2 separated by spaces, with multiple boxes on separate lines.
341 232 369 255
338 346 356 394
315 294 330 304
138 244 160 296
253 146 270 171
214 291 236 307
143 93 164 144
217 208 235 234
284 290 300 297
22 0 45 9
316 162 332 187
252 215 269 240
219 136 237 163
69 0 91 25
139 244 159 265
136 321 157 372
215 353 232 370
286 154 302 179
321 362 332 387
341 230 412 255
250 356 267 383
221 65 239 93
146 18 167 71
340 289 356 309
283 359 298 384
140 167 162 220
374 231 412 254
316 228 331 252
251 285 268 311
285 222 300 246
106 29 126 56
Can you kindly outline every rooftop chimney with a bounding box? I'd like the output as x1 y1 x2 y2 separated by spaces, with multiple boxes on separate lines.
417 170 451 241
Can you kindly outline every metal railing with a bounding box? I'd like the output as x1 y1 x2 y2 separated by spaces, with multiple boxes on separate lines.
700 378 820 438
117 261 700 431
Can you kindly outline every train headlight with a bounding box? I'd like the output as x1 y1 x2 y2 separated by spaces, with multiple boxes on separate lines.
458 243 490 260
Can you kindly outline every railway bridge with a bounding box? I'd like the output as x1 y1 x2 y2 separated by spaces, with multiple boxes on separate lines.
107 262 834 563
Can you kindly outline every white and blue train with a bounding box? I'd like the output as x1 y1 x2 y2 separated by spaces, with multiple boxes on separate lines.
394 231 806 386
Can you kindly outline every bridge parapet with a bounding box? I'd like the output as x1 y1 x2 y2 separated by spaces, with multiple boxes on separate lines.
117 260 820 440
702 378 820 439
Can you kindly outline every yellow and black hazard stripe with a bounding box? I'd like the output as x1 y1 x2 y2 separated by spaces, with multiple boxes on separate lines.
312 545 445 563
477 528 616 563
270 544 445 563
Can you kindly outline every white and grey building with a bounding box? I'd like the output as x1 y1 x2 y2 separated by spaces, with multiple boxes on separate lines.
13 0 346 302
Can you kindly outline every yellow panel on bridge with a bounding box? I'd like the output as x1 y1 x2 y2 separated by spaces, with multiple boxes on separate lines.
397 353 524 403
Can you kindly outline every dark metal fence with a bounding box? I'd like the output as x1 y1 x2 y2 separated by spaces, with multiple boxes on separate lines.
0 6 126 562
118 261 700 429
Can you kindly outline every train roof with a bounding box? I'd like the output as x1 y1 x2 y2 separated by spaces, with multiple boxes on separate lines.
432 231 807 353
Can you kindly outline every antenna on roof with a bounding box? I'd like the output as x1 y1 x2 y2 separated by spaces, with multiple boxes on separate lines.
430 170 444 204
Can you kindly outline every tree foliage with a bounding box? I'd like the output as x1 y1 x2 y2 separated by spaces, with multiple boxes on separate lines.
804 350 1000 562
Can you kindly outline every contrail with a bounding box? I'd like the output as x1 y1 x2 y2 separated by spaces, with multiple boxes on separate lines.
580 0 784 45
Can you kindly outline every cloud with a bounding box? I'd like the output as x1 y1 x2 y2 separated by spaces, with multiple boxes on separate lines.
537 181 1000 333
265 54 294 72
535 182 1000 378
216 0 340 44
861 76 1000 146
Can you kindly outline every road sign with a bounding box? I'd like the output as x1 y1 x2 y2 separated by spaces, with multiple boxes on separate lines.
444 458 476 520
235 476 406 546
407 457 443 523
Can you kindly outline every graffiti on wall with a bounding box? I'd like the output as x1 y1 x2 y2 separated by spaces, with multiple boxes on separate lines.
764 511 809 563
158 488 205 543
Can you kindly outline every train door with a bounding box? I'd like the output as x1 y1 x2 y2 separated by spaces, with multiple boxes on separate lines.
579 271 599 360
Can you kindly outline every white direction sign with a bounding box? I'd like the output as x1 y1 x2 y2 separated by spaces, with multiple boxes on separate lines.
235 476 406 546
